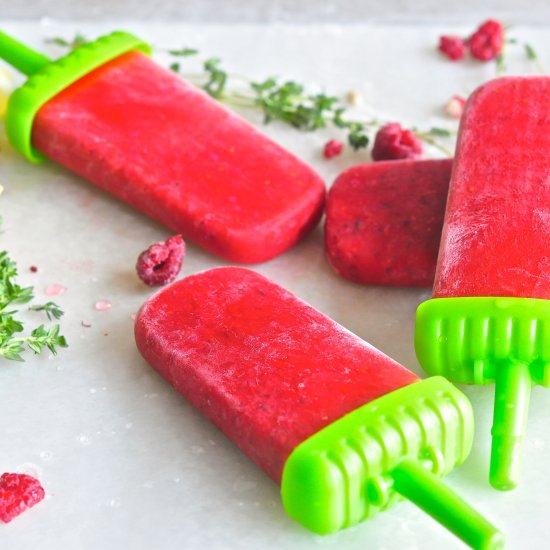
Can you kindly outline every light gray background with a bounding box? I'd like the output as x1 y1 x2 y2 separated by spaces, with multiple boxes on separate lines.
1 10 549 550
0 0 549 23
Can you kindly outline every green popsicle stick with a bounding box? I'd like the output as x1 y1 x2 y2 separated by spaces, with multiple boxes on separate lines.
416 296 550 491
0 29 151 163
392 459 504 550
282 377 502 549
0 31 50 75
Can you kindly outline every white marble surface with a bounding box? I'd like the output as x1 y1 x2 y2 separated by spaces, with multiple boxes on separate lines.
0 19 548 550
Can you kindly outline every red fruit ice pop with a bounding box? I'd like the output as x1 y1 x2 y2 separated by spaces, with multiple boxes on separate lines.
0 31 325 263
135 267 502 549
325 159 452 287
416 77 550 491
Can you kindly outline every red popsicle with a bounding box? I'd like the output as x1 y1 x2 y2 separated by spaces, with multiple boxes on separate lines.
416 77 550 491
325 159 452 287
135 267 502 549
1 31 325 263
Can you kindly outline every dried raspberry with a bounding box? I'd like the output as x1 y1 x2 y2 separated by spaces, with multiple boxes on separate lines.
136 235 185 286
372 123 423 162
438 36 466 61
0 473 45 523
444 95 466 119
469 19 504 61
323 139 344 159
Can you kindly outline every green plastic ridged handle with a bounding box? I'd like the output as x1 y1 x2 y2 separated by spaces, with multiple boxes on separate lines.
0 30 151 163
281 377 503 550
416 296 550 491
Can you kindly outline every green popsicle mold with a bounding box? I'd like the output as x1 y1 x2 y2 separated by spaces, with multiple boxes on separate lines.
281 377 503 550
0 30 151 163
416 296 550 491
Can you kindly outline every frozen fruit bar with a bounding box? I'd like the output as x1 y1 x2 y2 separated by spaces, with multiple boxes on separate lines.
325 159 452 287
0 31 325 263
135 267 502 549
416 77 550 491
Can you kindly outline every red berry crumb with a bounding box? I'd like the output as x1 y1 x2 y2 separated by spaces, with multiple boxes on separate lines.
372 123 423 162
469 19 504 61
438 36 466 61
0 473 45 523
136 235 185 286
323 139 344 159
30 266 38 273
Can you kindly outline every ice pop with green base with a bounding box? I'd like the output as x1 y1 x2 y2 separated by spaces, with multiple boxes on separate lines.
135 267 502 549
0 30 325 263
416 77 550 491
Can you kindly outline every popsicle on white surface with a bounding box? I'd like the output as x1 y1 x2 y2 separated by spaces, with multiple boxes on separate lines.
416 76 550 491
325 159 451 287
0 30 325 264
135 267 502 549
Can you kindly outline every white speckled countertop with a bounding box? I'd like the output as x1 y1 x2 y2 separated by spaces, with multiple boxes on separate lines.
0 19 548 550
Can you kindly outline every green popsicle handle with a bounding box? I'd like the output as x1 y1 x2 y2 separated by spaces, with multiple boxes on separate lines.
0 29 151 162
0 31 50 75
392 458 504 550
490 361 532 490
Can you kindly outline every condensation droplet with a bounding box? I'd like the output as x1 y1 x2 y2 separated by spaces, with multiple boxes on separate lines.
89 388 97 394
77 433 92 446
143 480 154 489
108 497 121 508
45 284 67 296
191 445 204 455
95 300 112 311
39 451 53 461
125 422 133 429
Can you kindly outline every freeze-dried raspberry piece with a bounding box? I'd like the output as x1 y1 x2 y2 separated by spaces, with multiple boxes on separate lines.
469 19 504 61
372 123 423 161
0 473 45 523
438 36 466 61
323 139 344 159
136 235 186 286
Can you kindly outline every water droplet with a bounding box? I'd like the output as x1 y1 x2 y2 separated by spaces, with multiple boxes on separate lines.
298 383 305 388
108 497 121 508
39 451 53 461
45 283 67 296
95 300 112 311
89 388 97 394
173 477 181 484
77 433 92 446
143 480 154 489
191 445 204 455
130 313 137 320
144 393 158 399
125 422 133 430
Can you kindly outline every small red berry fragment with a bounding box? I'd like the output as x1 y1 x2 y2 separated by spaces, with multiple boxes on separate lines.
444 95 466 118
469 19 504 61
372 123 423 162
323 139 344 159
136 235 185 286
0 473 45 523
438 36 466 61
29 266 38 273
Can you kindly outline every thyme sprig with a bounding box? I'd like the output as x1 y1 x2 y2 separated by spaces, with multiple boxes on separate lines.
0 251 67 362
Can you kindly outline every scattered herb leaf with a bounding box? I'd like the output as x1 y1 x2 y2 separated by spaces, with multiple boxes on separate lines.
0 252 67 362
30 301 64 321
